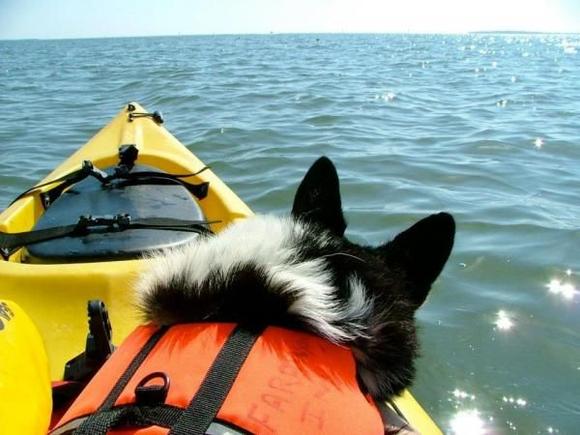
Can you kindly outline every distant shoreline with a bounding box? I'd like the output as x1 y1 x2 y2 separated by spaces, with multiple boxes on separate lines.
469 30 575 35
1 31 579 42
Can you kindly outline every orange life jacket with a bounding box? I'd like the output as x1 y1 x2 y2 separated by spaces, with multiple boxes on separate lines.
51 323 384 435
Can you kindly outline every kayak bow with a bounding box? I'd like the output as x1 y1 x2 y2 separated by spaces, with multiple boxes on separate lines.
0 103 441 434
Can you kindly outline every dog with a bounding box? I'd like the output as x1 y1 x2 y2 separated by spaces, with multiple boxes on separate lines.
136 156 455 402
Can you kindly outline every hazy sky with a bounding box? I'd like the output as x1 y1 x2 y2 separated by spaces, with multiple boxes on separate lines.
1 0 579 40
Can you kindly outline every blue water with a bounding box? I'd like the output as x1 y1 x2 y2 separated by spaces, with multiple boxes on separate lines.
1 34 579 434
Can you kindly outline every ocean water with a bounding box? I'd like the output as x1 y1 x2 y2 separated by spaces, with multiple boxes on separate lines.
1 33 579 433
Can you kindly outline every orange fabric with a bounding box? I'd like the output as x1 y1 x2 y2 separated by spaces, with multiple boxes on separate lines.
54 323 383 434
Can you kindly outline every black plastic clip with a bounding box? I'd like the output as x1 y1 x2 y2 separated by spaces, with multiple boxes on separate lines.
63 300 116 382
75 214 132 234
116 144 139 174
81 160 109 183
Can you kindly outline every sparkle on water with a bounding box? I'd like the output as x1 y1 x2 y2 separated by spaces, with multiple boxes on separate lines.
452 388 476 401
562 41 577 55
494 310 514 331
502 396 528 407
375 91 396 102
496 98 508 108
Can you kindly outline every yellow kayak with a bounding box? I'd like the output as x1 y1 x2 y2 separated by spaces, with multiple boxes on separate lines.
0 103 442 434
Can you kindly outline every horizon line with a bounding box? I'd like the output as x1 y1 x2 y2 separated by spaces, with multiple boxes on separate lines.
2 29 579 42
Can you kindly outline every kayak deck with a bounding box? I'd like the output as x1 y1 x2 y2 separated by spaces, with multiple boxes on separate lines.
0 103 252 381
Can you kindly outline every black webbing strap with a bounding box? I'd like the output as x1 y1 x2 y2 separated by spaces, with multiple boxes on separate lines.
73 326 169 435
53 406 248 435
112 171 210 200
1 223 81 252
67 404 183 434
9 161 108 208
0 215 216 259
168 324 265 435
9 162 210 209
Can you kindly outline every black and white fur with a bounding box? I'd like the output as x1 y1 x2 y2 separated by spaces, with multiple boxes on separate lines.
136 157 455 401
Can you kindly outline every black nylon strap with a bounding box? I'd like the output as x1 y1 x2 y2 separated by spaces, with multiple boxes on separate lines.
8 167 86 207
0 216 214 258
169 324 265 435
116 169 209 180
112 172 210 200
1 223 80 251
10 162 210 208
9 161 109 208
54 406 249 435
77 404 182 432
73 326 169 435
126 217 216 232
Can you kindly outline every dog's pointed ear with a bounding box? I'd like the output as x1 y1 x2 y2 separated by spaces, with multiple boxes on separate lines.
292 157 347 236
386 212 455 306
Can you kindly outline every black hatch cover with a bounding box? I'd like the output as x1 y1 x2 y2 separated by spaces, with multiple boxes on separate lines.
23 165 206 263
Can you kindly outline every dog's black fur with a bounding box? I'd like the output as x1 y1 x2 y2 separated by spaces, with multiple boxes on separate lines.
137 157 455 400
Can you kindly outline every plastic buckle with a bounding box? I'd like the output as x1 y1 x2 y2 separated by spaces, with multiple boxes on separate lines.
116 213 131 229
81 160 94 173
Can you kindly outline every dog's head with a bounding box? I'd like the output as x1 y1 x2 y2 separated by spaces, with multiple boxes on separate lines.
137 156 455 400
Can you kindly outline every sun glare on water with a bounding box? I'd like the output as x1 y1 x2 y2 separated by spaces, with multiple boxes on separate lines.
494 310 514 331
450 409 487 434
546 278 578 300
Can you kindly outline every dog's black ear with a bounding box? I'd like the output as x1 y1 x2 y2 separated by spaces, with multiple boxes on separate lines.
292 156 347 236
386 212 455 306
